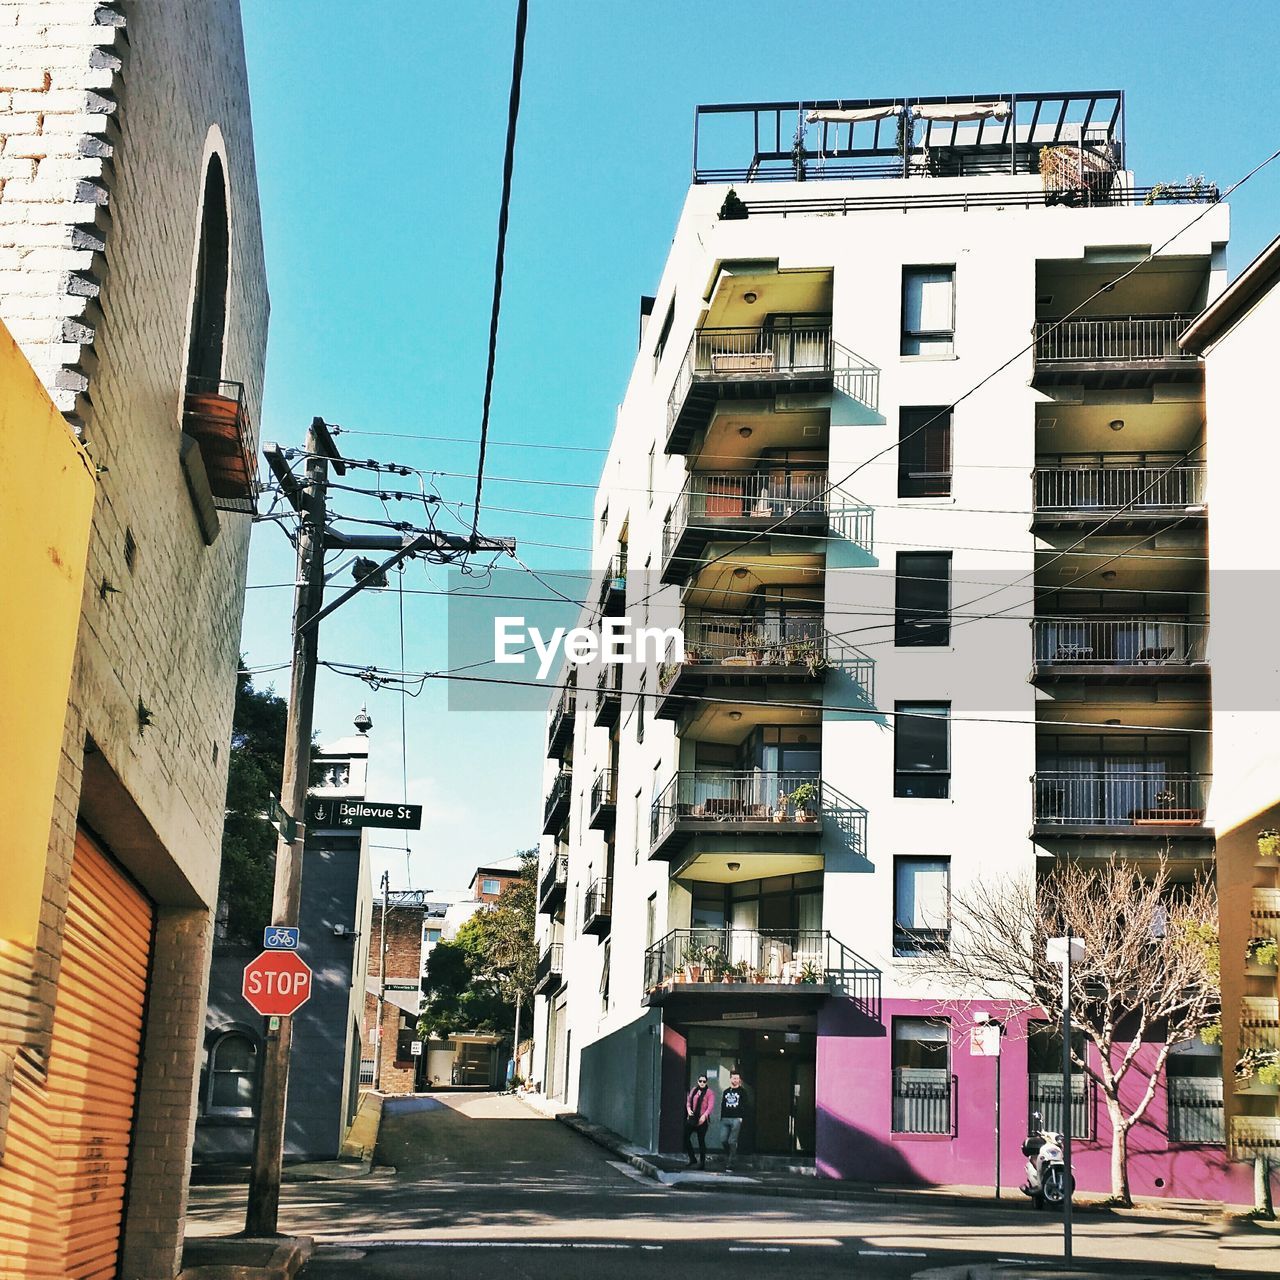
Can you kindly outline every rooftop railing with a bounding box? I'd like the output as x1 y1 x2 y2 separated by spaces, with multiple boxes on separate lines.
1032 617 1208 669
643 926 880 1020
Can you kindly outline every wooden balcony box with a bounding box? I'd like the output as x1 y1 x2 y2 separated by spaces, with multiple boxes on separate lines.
183 379 256 504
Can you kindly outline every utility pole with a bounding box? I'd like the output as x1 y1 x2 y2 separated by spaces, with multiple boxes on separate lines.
373 869 390 1089
246 418 331 1236
512 985 522 1085
244 420 515 1236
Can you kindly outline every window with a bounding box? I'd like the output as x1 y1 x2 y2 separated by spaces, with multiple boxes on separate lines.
647 445 655 506
599 938 611 1013
634 788 643 865
653 294 676 367
893 857 950 955
646 893 657 949
1027 1022 1091 1138
187 155 230 384
599 503 609 540
901 265 955 356
892 1018 951 1134
1167 1041 1224 1144
206 1030 257 1115
636 672 646 744
894 702 950 798
424 927 441 944
898 407 952 498
895 552 951 645
481 878 501 896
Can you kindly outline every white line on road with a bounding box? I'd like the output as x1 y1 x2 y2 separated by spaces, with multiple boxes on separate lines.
858 1249 927 1258
323 1240 636 1250
728 1246 791 1253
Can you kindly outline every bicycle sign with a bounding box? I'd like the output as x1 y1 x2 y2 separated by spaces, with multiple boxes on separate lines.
263 925 300 951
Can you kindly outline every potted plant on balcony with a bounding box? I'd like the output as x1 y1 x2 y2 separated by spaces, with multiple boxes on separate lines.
729 959 751 983
703 949 727 982
746 631 768 665
1236 1050 1280 1096
772 790 789 823
798 640 829 679
682 942 708 984
789 782 820 823
1246 937 1279 973
797 960 821 985
1258 828 1280 860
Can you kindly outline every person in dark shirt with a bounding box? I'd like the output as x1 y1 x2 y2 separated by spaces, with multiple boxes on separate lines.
719 1069 750 1172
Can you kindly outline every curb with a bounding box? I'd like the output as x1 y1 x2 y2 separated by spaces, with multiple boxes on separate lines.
179 1235 313 1280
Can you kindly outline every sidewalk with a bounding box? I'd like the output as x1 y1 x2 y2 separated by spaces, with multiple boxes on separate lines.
547 1104 1225 1224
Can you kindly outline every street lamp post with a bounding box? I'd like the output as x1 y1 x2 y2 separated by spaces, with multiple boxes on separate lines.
1048 934 1085 1260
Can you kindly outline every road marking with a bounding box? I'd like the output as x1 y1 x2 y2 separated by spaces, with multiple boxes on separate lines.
729 1246 790 1253
323 1240 636 1250
858 1249 927 1257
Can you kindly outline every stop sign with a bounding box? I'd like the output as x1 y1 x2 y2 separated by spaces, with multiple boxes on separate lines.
242 948 313 1016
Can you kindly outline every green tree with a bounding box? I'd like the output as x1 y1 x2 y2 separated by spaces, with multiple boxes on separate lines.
218 665 288 944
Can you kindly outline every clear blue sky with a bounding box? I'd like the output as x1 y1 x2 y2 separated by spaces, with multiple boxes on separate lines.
237 0 1280 893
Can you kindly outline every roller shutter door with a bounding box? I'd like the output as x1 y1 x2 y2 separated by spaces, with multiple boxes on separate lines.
0 828 154 1278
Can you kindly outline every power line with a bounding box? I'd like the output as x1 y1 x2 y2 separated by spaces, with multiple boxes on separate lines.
471 0 530 540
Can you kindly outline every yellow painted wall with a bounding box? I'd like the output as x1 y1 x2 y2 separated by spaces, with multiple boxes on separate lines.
0 320 95 978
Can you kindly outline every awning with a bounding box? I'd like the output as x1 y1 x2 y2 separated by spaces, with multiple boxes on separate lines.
806 105 901 125
912 101 1010 122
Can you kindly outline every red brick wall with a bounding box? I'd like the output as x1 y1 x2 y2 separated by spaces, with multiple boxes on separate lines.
363 902 423 1093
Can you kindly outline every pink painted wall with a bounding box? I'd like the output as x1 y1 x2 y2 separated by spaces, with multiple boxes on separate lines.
816 996 1254 1205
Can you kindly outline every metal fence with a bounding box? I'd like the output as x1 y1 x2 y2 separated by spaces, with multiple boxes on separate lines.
583 877 612 926
1034 770 1210 826
651 769 822 844
1028 1073 1092 1138
590 769 616 814
359 1059 376 1086
1033 316 1197 363
1032 617 1208 668
1034 463 1206 512
1167 1076 1225 1144
538 853 568 905
892 1068 953 1134
542 769 572 830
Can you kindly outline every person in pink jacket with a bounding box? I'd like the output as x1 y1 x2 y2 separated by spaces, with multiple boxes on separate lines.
684 1073 715 1168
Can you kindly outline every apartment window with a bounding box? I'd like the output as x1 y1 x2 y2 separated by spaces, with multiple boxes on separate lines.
206 1030 257 1116
481 878 501 896
646 893 657 949
599 503 609 540
1167 1041 1225 1144
647 445 656 507
599 938 611 1012
633 789 643 865
893 857 951 955
898 407 952 498
187 155 230 384
653 294 676 368
894 702 950 798
636 672 646 744
895 551 951 646
892 1018 951 1134
1027 1023 1092 1138
901 265 955 356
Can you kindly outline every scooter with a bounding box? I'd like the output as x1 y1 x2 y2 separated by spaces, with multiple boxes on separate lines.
1020 1111 1070 1209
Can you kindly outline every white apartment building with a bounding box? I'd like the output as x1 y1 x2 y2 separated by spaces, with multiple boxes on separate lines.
534 91 1249 1201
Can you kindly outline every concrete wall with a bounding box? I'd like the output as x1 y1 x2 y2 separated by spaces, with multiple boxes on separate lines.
0 2 267 1273
576 1010 660 1149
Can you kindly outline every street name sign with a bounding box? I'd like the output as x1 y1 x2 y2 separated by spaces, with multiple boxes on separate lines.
243 949 313 1017
265 794 298 843
263 925 300 951
305 798 423 830
383 981 420 992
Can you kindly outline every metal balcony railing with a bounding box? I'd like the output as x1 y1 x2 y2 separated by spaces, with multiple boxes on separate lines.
583 877 612 928
597 555 627 611
651 770 823 845
590 769 616 814
1032 617 1208 668
1028 1073 1092 1139
1033 315 1198 364
1034 461 1206 513
595 664 622 704
643 927 880 1019
1034 770 1210 828
668 324 833 432
546 681 577 757
542 769 572 834
667 465 829 542
537 853 568 910
534 942 564 992
892 1068 953 1135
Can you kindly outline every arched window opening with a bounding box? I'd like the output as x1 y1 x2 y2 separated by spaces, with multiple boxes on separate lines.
206 1030 257 1115
187 154 229 385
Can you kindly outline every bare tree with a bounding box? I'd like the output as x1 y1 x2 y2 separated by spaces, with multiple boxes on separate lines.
936 858 1218 1205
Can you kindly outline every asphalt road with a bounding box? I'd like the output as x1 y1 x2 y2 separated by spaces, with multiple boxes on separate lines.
184 1092 1275 1279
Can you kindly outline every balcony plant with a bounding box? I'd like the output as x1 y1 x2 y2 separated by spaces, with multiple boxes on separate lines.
1236 1048 1280 1094
789 782 820 822
702 949 727 982
1258 828 1280 859
681 942 709 984
745 631 768 665
772 789 789 823
1246 937 1278 969
730 959 751 983
799 640 829 678
798 960 821 985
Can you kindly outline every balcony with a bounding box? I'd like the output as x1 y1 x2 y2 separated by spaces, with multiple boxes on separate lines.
582 877 612 938
546 682 577 759
593 664 622 728
1031 616 1208 683
588 769 616 831
1032 458 1206 529
537 853 568 916
656 614 874 719
642 927 880 1022
1031 315 1202 389
597 555 627 618
182 377 258 511
542 769 572 837
661 468 834 585
666 324 833 454
1033 770 1211 839
533 942 563 995
649 770 824 861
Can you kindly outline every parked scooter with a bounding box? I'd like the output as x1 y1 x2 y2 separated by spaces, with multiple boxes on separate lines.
1020 1111 1070 1209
